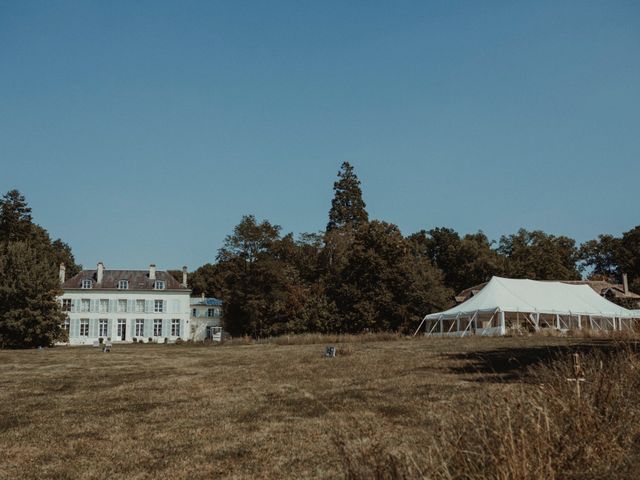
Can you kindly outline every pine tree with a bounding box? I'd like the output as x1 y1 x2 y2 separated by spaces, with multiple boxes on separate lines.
326 162 368 232
0 241 67 348
0 189 33 241
0 189 77 347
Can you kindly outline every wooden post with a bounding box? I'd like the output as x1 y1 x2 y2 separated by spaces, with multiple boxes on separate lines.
567 353 586 399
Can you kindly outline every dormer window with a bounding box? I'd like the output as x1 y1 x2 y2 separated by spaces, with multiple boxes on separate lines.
81 279 93 289
154 280 165 290
118 280 129 290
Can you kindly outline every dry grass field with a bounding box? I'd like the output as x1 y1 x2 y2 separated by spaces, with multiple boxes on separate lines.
1 335 639 479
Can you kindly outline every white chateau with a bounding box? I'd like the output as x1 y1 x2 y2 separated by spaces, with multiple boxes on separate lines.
59 262 191 345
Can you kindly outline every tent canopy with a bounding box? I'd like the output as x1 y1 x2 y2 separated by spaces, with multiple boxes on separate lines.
426 276 638 320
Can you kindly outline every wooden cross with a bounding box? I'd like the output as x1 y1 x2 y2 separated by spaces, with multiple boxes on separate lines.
567 353 586 399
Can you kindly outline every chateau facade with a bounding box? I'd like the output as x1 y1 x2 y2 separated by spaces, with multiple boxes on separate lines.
59 262 191 345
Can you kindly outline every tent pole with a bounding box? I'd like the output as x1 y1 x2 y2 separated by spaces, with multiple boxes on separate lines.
413 317 427 337
555 314 560 330
499 311 506 336
577 314 581 330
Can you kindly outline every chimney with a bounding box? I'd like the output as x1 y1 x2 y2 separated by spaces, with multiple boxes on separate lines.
97 262 104 284
182 266 188 288
149 264 156 281
59 263 66 285
623 273 629 295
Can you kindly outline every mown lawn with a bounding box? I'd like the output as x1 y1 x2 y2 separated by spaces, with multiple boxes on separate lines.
0 336 591 479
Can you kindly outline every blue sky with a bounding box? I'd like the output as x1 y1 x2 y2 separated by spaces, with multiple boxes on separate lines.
1 1 639 270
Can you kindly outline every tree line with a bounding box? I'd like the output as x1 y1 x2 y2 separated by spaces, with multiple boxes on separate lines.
188 162 640 337
1 163 639 345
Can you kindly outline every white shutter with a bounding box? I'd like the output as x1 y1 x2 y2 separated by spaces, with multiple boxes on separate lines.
70 318 79 338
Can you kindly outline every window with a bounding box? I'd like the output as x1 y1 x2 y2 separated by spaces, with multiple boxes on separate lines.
171 319 180 336
81 279 92 289
63 318 70 332
207 308 215 318
80 319 89 336
117 319 126 339
153 319 162 336
99 319 108 337
118 280 129 290
99 299 109 313
154 300 164 313
135 300 145 313
192 308 197 317
62 299 72 312
135 319 144 337
80 299 90 312
154 280 165 290
117 299 127 313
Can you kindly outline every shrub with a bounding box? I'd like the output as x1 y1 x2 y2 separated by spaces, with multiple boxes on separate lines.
175 338 184 345
148 337 153 343
163 337 168 344
98 337 104 344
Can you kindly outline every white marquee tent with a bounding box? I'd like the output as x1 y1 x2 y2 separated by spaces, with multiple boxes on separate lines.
419 276 640 336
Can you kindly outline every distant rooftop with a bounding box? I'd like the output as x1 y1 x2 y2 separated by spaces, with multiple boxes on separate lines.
190 296 223 306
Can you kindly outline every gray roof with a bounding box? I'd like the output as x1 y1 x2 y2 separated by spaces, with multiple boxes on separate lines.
190 297 223 306
63 269 188 291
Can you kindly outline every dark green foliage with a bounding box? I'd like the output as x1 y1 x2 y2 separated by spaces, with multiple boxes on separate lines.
326 162 369 232
328 221 452 333
0 189 79 348
0 190 33 241
580 227 640 292
408 228 506 293
617 227 640 292
497 229 581 280
0 241 67 348
579 234 621 278
216 216 453 337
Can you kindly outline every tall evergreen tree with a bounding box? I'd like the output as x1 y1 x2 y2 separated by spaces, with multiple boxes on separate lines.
0 241 67 348
0 189 79 347
0 189 33 241
326 162 369 232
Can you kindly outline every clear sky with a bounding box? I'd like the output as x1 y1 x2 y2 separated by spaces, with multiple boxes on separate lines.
1 1 639 271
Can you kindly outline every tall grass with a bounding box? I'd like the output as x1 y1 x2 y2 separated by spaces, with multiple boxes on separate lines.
336 343 640 479
216 331 406 346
